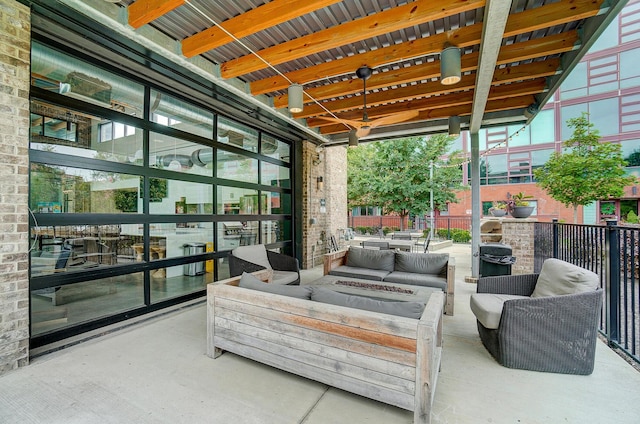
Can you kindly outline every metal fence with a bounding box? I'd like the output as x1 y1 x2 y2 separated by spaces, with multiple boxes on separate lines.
349 215 472 240
534 219 640 365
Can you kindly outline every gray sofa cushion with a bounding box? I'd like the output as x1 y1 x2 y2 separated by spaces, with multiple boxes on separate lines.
328 265 390 281
271 270 300 285
531 258 599 298
470 293 530 329
394 252 449 277
311 287 425 319
346 247 395 272
383 272 447 291
238 272 312 299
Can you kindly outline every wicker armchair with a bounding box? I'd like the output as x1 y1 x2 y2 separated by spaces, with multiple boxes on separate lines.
470 259 603 375
228 244 300 285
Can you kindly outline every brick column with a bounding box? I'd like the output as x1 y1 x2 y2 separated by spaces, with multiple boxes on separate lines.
501 218 536 275
301 142 347 269
0 0 31 376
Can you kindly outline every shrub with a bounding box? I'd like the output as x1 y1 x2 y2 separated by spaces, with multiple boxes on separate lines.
626 210 639 224
436 228 471 243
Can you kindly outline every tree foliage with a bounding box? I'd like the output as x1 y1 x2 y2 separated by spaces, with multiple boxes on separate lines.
347 135 466 227
534 112 637 222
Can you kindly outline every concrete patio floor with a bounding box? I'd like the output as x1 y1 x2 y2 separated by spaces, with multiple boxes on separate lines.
2 244 640 423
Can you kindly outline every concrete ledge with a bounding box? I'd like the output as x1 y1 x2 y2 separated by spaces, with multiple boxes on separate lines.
430 240 453 251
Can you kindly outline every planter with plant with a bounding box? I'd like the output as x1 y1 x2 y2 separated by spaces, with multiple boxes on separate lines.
489 201 507 217
507 192 534 218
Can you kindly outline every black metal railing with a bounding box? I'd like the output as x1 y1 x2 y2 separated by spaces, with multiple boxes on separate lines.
534 219 640 365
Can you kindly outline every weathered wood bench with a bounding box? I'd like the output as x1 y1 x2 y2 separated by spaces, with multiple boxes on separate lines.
207 270 444 424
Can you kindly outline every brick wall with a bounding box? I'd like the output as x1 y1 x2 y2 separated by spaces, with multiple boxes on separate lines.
300 142 347 269
501 218 536 275
0 0 31 376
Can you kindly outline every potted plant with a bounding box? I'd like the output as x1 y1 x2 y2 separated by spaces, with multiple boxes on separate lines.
489 201 507 217
507 192 534 218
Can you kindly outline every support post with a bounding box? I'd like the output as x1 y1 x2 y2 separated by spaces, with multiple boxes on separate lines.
552 218 559 259
605 219 620 344
470 132 481 278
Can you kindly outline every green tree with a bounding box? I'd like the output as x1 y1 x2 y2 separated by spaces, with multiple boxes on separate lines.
534 113 637 223
347 135 465 230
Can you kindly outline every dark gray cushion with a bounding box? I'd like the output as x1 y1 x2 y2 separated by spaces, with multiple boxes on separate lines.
383 272 447 291
329 265 390 281
346 247 395 272
395 252 449 276
238 272 312 299
310 287 425 319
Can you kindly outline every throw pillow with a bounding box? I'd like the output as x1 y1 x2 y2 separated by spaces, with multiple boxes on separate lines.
346 247 395 272
394 251 449 276
238 272 312 299
310 287 425 319
531 258 599 298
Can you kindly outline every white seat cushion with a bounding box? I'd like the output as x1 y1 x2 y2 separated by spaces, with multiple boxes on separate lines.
271 270 299 285
531 258 599 298
470 293 529 329
232 244 272 270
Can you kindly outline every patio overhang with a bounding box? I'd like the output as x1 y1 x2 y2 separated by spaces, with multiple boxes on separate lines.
50 0 626 145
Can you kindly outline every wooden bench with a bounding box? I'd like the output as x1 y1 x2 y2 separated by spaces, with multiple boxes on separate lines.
207 270 443 424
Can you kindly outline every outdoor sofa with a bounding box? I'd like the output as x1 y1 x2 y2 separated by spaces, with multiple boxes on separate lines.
207 270 444 424
323 247 455 315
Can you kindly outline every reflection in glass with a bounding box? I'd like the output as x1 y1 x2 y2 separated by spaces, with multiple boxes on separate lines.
261 134 290 162
150 90 213 138
267 191 291 214
30 163 141 214
261 220 291 244
218 116 259 153
261 162 291 188
30 100 144 165
217 186 260 215
218 221 258 250
31 42 144 115
150 265 210 303
30 224 139 276
148 222 214 262
217 149 258 183
31 273 144 336
149 132 213 176
147 179 212 215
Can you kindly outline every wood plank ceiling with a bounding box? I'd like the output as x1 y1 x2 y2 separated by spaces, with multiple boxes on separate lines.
118 0 622 144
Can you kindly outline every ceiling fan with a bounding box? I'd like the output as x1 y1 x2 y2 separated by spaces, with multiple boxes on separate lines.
317 66 419 138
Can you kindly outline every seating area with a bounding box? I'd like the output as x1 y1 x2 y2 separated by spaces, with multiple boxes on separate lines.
228 244 300 285
6 243 640 424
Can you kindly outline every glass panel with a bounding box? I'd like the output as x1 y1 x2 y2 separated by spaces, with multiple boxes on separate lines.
529 109 555 144
217 149 258 183
621 140 640 166
218 220 259 250
267 191 291 214
486 154 507 179
590 17 619 52
507 124 530 147
560 62 587 99
31 273 144 336
261 134 290 163
217 186 260 215
261 162 291 188
30 224 140 276
589 98 619 136
150 90 213 138
149 222 213 260
30 100 144 165
150 264 210 303
620 49 640 89
218 116 259 153
560 104 586 140
30 164 142 214
147 179 212 215
149 132 213 176
261 220 291 244
31 42 144 115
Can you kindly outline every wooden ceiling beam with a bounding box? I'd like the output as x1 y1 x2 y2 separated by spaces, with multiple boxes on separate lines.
276 52 560 112
251 0 599 95
182 0 342 58
220 0 485 78
309 78 546 128
317 95 534 135
128 0 185 29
